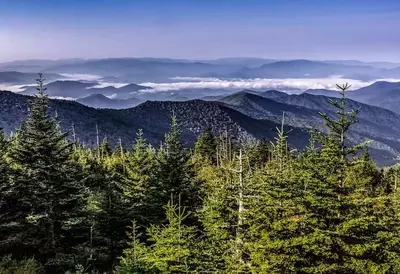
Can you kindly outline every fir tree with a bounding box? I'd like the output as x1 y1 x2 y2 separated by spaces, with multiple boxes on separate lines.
196 139 253 273
86 140 133 271
246 119 304 273
115 221 152 274
292 84 398 273
5 74 87 272
123 129 156 227
194 128 217 164
141 201 197 273
150 115 198 225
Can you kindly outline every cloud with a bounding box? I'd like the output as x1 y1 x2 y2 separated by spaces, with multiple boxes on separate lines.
88 82 129 89
59 73 103 82
49 96 75 101
0 83 35 92
139 77 400 93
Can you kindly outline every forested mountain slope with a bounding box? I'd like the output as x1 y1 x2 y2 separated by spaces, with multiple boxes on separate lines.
219 90 400 164
0 90 308 150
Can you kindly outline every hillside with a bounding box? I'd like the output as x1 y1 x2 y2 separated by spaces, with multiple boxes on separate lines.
0 90 308 150
304 81 400 114
219 90 400 165
347 81 400 113
219 91 319 127
107 99 308 148
2 88 400 165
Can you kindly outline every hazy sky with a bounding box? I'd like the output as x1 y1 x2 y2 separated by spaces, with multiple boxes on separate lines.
1 0 400 62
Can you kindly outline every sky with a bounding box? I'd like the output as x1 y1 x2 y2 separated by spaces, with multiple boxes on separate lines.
0 0 400 62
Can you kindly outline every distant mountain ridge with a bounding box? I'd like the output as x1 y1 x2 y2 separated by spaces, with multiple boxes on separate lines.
21 80 151 99
0 71 63 84
2 58 400 82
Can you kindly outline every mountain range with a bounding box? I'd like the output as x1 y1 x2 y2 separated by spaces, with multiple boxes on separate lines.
2 57 400 166
1 87 400 166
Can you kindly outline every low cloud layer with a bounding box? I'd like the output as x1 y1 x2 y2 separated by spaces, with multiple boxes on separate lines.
59 73 103 82
139 77 400 93
0 84 35 92
3 75 400 98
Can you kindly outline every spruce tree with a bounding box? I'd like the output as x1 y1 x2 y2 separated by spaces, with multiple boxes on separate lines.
123 129 156 227
194 128 217 164
119 201 197 273
292 83 399 273
84 139 133 271
6 74 86 272
115 221 152 274
149 115 198 225
246 119 305 273
196 139 253 273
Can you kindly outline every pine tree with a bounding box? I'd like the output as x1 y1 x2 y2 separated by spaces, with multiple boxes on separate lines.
0 255 43 274
5 74 87 272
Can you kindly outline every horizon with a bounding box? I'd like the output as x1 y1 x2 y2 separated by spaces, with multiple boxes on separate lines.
1 0 400 62
1 57 400 65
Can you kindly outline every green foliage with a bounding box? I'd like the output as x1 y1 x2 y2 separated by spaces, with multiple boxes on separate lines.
115 221 152 274
1 74 87 272
148 115 199 225
123 129 157 227
194 127 217 164
119 202 197 274
0 256 43 274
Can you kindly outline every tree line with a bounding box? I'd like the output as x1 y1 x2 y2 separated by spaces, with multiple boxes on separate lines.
1 74 400 273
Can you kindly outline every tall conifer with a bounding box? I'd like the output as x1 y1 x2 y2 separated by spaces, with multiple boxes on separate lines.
6 73 86 271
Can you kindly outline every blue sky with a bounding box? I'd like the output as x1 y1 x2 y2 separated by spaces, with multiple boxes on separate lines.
0 0 399 62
